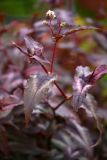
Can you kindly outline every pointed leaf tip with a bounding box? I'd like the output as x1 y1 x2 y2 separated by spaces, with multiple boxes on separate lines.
24 73 56 125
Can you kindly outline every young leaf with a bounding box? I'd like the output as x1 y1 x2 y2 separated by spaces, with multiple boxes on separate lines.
88 65 107 83
72 65 107 111
24 36 44 56
24 73 56 125
0 95 23 119
13 36 50 64
72 66 92 111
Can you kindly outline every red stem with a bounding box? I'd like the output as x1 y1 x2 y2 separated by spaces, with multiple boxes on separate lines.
54 98 66 111
35 59 48 74
48 19 54 36
50 40 57 73
54 81 67 98
54 95 72 111
49 18 62 73
37 59 66 98
33 57 66 98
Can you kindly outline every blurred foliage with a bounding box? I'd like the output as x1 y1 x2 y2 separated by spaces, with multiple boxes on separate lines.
0 0 47 21
75 0 107 24
0 0 107 160
0 0 39 18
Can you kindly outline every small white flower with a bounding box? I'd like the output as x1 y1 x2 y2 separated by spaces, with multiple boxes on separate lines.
46 10 56 19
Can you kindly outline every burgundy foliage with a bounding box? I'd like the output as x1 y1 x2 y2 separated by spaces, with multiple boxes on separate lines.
0 6 107 160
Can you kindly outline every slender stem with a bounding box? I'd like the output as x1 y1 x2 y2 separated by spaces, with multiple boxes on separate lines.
54 95 72 111
15 25 98 76
35 59 48 74
62 26 99 38
12 42 28 56
14 43 48 74
50 18 62 73
88 68 96 83
48 19 54 36
33 57 67 99
35 56 66 98
54 98 66 111
32 57 67 99
54 81 67 98
50 40 57 73
57 18 61 35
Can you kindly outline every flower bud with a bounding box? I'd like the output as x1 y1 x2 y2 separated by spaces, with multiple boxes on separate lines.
46 10 56 19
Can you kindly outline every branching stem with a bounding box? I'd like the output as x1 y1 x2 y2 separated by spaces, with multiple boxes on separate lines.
53 95 72 111
35 59 48 74
54 81 67 98
48 19 54 36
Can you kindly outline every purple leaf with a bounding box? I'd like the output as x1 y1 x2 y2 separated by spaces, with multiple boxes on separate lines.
14 36 50 65
24 36 44 56
72 65 107 110
88 65 107 83
24 73 56 125
0 95 23 119
72 66 92 111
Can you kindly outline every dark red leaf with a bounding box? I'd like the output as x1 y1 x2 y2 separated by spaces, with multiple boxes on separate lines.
24 36 44 56
89 65 107 83
24 72 56 125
